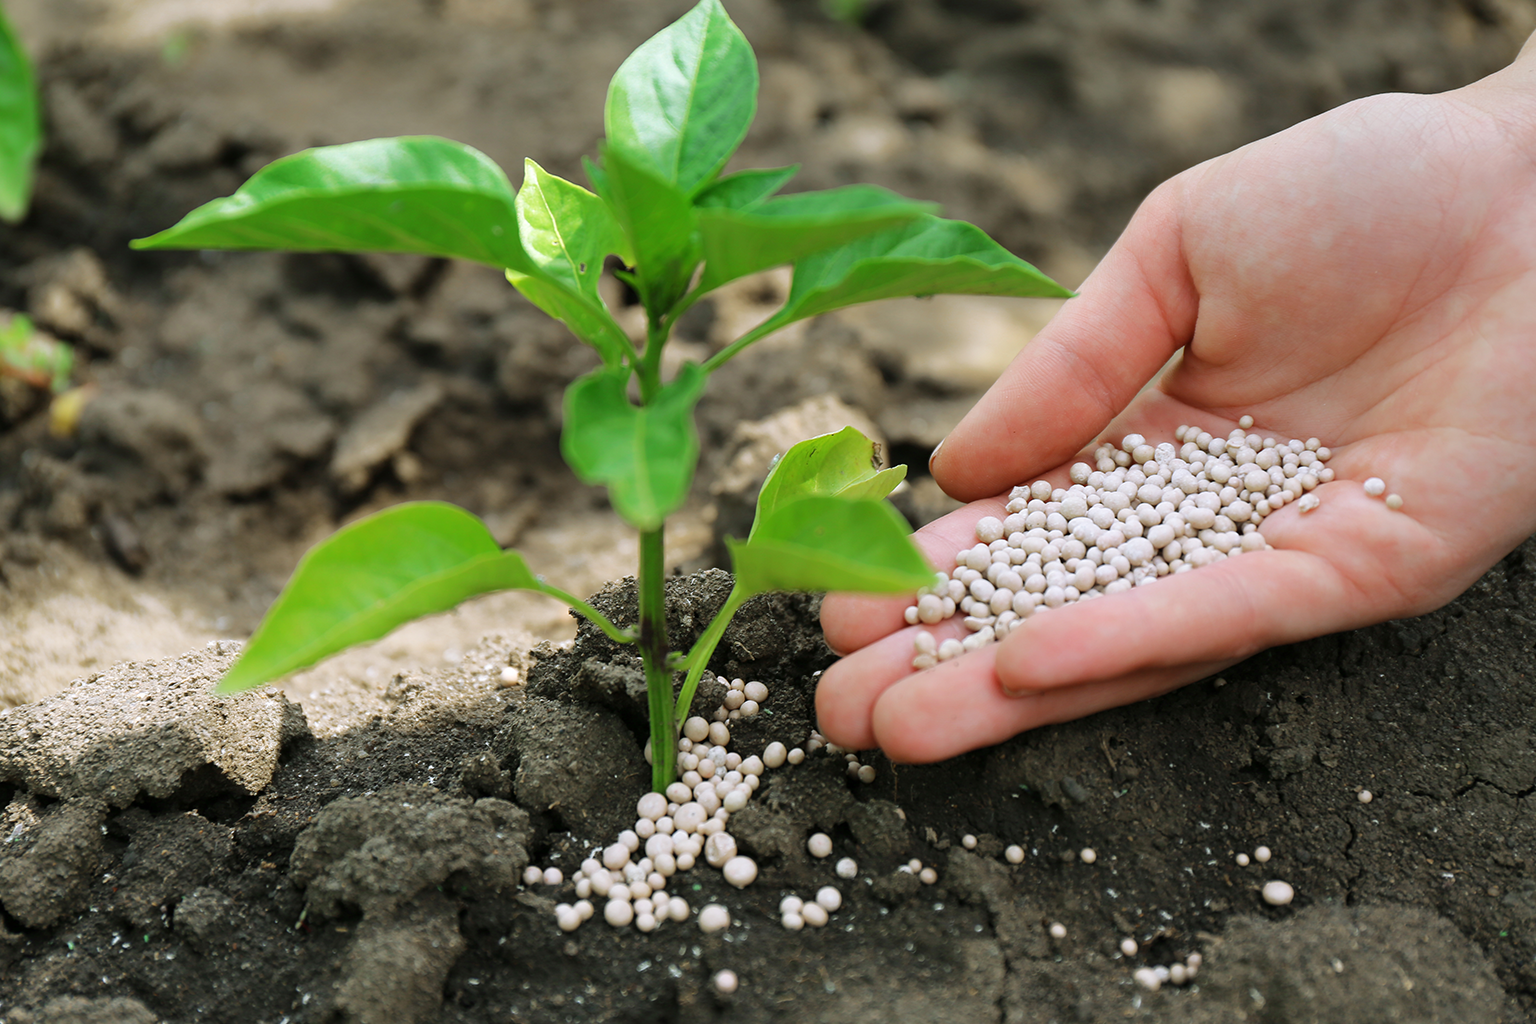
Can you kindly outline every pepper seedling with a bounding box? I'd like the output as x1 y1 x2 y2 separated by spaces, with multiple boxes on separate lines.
0 313 71 394
131 0 1071 792
0 1 41 223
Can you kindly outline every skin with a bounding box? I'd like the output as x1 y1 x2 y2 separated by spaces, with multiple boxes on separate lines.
818 33 1536 764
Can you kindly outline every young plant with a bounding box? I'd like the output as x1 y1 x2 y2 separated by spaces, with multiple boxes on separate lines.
131 0 1071 792
0 1 41 223
0 313 71 393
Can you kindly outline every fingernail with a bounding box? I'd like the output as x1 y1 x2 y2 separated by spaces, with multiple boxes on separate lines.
927 437 945 475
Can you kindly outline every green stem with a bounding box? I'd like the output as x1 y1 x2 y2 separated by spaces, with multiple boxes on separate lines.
611 326 642 372
638 526 676 792
635 315 668 400
529 582 636 645
666 286 704 327
701 315 786 374
675 583 747 722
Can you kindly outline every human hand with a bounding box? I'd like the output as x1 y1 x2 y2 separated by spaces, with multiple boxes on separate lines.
817 39 1536 763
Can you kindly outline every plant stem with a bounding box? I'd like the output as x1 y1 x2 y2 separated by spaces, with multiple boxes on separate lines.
638 525 675 792
528 581 636 645
675 583 747 722
701 316 781 374
635 314 668 400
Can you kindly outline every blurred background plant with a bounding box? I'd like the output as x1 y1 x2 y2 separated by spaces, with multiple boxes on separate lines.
821 0 870 24
0 1 40 222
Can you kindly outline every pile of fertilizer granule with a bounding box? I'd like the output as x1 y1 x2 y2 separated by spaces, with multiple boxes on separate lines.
907 419 1338 667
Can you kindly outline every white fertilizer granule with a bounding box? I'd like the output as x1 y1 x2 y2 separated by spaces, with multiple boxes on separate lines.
907 420 1335 666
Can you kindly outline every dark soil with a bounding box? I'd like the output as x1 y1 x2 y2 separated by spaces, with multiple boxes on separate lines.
1 0 1534 1021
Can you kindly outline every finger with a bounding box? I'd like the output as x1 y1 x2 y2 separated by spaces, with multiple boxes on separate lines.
931 180 1200 501
995 478 1443 693
815 618 971 751
994 546 1355 694
821 496 1008 655
869 652 1237 763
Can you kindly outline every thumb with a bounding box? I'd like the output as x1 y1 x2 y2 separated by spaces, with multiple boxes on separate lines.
931 180 1199 501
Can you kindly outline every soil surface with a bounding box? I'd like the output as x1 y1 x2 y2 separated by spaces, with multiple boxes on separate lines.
1 0 1534 1021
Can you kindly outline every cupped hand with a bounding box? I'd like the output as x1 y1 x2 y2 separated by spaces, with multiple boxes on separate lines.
817 47 1536 763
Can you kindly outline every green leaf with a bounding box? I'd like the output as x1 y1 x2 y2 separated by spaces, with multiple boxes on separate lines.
0 311 28 349
0 312 72 392
583 155 610 198
504 272 630 366
694 165 798 210
696 184 935 294
604 0 757 194
218 502 550 693
736 215 1074 349
729 496 933 596
751 426 907 539
561 363 708 530
507 160 630 362
516 159 625 301
0 7 41 223
596 142 701 319
132 137 532 272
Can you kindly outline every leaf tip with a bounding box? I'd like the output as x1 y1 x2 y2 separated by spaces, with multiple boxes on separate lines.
213 668 262 696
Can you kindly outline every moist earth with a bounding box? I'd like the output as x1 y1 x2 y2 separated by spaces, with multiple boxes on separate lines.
2 560 1535 1022
1 0 1534 1021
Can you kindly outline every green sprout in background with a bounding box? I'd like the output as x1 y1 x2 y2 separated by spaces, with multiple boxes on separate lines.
821 0 872 25
132 0 1071 793
0 313 71 394
0 2 41 222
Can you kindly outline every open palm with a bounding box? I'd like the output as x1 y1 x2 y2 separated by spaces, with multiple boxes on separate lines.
817 60 1536 763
